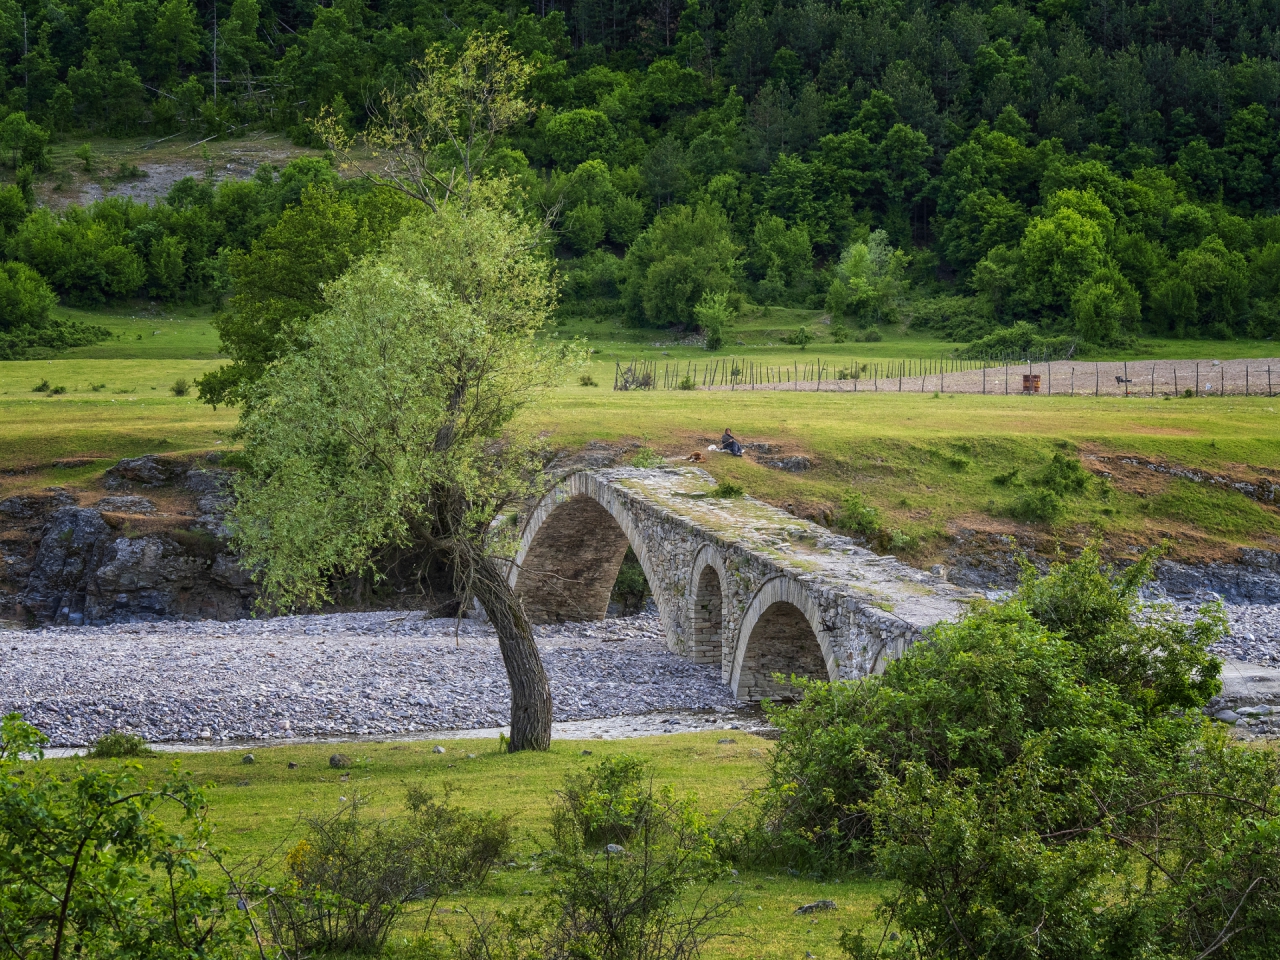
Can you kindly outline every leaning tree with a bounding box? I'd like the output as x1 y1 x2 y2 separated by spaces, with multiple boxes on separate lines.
228 193 582 751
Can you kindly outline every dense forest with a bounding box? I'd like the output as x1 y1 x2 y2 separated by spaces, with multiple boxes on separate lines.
2 0 1280 361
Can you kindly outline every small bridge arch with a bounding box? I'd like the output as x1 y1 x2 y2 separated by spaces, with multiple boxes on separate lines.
509 466 969 700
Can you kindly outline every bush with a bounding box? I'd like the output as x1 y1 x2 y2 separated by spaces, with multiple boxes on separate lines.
87 729 153 758
578 374 597 387
854 326 883 342
559 754 653 846
267 789 513 956
1005 487 1065 523
835 490 881 537
756 551 1278 960
781 325 814 348
32 378 49 392
1036 450 1090 495
631 447 663 468
455 760 738 960
957 320 1079 361
0 713 250 959
709 479 744 498
47 384 66 395
678 374 695 390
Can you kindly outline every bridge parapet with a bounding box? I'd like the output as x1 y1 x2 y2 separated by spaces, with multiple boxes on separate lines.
511 465 974 700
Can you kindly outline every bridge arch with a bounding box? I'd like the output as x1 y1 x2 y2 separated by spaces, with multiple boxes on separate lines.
688 546 729 675
510 479 666 626
730 577 836 701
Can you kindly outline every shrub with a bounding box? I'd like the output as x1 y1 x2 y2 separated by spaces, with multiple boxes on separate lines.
170 378 190 396
855 326 883 342
48 384 66 395
266 789 513 956
709 479 743 498
835 490 881 537
756 551 1276 960
75 143 93 172
1036 450 1090 495
559 754 653 846
1005 487 1065 523
578 374 597 387
0 713 249 959
630 446 663 468
456 760 738 960
781 325 814 348
678 374 696 390
32 379 49 391
88 729 153 758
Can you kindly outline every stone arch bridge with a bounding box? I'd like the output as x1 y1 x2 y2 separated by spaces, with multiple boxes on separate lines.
509 466 972 700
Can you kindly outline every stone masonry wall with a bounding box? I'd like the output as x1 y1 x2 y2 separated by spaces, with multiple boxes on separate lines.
511 466 973 700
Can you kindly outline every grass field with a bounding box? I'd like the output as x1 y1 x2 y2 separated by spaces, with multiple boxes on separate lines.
41 732 883 960
4 308 1280 564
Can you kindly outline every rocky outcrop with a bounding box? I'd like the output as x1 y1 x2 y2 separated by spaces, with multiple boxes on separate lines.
3 455 255 625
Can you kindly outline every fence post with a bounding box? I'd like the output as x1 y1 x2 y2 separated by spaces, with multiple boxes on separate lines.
1124 360 1128 397
1246 366 1249 397
1150 363 1154 397
1095 363 1099 397
1196 362 1199 397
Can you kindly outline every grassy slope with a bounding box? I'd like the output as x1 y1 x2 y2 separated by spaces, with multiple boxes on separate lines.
45 733 883 960
560 305 1280 362
4 309 1280 560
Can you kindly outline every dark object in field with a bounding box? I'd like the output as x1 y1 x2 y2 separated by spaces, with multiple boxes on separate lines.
329 753 351 769
1021 374 1041 393
242 753 255 764
287 761 299 769
720 429 743 456
795 900 837 914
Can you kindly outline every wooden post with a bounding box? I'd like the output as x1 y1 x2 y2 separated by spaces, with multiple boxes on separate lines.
983 365 986 395
1246 366 1249 396
1151 363 1155 397
1174 365 1178 395
1047 361 1051 396
1124 360 1128 396
1095 363 1099 397
1221 365 1224 396
1071 367 1074 395
1196 362 1199 397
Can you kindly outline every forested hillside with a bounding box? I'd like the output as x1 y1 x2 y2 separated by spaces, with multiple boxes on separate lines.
1 0 1280 361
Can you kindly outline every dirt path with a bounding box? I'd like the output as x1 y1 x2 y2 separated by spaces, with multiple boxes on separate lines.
697 357 1280 398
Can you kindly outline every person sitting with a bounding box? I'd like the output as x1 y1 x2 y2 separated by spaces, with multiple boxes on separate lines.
720 429 744 457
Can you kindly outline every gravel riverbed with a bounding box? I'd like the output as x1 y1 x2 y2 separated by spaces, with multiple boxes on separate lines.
5 600 1280 749
0 611 736 748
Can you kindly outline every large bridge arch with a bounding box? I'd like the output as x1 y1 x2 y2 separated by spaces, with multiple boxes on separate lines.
510 478 667 627
729 577 837 701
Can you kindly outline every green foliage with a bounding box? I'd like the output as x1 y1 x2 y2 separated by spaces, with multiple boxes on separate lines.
578 374 597 387
609 547 651 615
169 377 189 397
835 490 881 537
229 192 584 610
780 325 814 348
709 480 744 498
559 754 654 846
267 789 513 955
756 553 1277 960
957 320 1079 361
621 205 740 328
630 446 664 468
87 729 153 758
693 290 733 350
1004 487 1065 523
0 713 250 960
198 183 412 408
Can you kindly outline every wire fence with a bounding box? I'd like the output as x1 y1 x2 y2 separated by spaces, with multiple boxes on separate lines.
612 357 1280 398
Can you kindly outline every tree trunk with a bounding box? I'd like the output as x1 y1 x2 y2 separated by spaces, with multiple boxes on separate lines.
470 555 553 751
